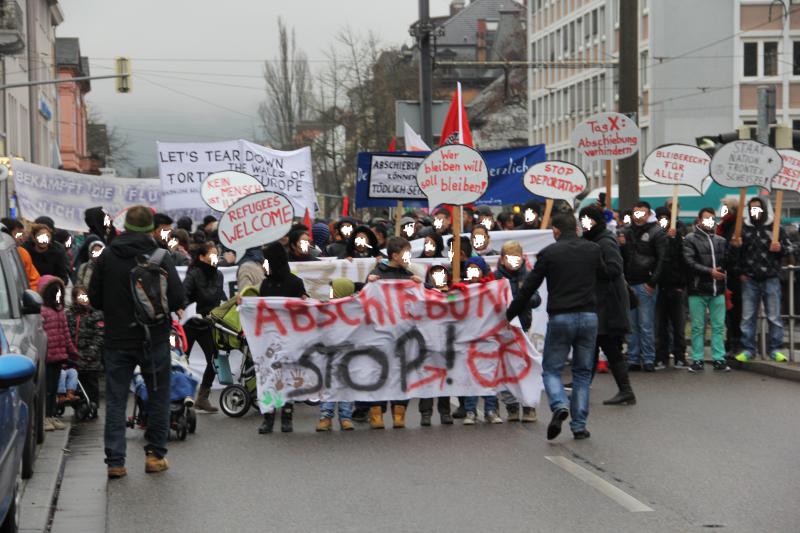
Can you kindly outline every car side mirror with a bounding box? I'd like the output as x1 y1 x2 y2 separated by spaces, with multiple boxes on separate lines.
0 354 36 389
22 289 42 315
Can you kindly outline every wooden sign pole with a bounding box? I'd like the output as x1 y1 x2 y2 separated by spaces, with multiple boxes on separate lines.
452 207 462 283
772 190 784 244
669 185 679 231
541 198 554 229
605 160 612 209
734 187 747 242
394 200 404 237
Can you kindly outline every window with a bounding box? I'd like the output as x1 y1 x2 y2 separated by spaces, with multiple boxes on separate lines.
764 41 778 76
584 14 591 41
569 22 575 54
794 42 800 75
743 42 758 77
592 77 599 110
640 51 648 87
592 9 598 37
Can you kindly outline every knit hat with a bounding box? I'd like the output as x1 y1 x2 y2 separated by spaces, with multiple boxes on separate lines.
37 275 59 295
464 255 490 276
330 278 355 298
312 222 331 250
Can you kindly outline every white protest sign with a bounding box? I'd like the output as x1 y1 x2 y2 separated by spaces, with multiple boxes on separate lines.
157 140 315 215
523 160 587 201
217 191 294 256
774 150 800 195
368 154 426 200
572 111 640 160
238 279 543 408
200 170 264 211
642 144 710 193
710 140 782 191
416 144 489 208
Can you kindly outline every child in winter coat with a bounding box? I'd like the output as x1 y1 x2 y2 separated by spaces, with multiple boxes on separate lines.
39 275 78 431
66 286 105 408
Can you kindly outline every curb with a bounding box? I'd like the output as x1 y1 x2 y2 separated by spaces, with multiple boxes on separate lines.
731 359 800 383
19 422 71 533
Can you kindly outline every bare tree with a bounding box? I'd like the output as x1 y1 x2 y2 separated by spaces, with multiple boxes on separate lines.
259 18 313 149
86 109 134 173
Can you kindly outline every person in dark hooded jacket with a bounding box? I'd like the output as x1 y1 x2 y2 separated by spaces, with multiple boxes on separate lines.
258 242 308 435
76 237 105 288
580 206 634 405
418 228 444 259
731 196 793 363
75 207 117 273
515 200 542 230
88 205 184 478
344 225 382 259
287 229 320 262
24 223 71 284
326 218 357 258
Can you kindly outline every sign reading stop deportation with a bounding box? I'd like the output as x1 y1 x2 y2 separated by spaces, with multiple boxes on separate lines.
774 150 800 194
642 144 710 193
572 111 640 160
523 161 587 201
710 140 782 191
200 170 264 211
416 144 489 207
218 191 294 255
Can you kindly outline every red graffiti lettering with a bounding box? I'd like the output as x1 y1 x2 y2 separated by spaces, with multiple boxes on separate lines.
467 322 532 387
285 300 316 332
447 284 470 321
254 300 287 336
425 290 449 320
407 366 448 392
393 282 421 321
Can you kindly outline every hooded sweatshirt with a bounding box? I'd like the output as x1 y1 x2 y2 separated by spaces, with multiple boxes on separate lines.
735 196 792 280
74 207 117 272
259 242 307 298
88 231 185 350
345 225 381 259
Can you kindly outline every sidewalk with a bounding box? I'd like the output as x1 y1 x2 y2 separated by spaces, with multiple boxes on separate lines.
731 359 800 383
18 422 71 533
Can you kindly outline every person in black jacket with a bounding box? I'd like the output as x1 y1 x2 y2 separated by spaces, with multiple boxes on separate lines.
287 229 320 262
178 241 225 412
507 213 604 441
683 208 731 373
654 206 688 369
717 199 742 356
618 201 667 372
24 223 72 284
580 206 635 406
74 206 117 273
258 242 308 434
344 225 381 259
88 206 185 478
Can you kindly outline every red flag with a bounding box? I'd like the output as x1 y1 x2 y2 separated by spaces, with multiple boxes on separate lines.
439 82 473 147
303 208 313 240
342 197 349 217
388 137 396 152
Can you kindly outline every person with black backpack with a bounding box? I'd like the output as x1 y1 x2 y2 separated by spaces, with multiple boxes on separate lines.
89 206 185 480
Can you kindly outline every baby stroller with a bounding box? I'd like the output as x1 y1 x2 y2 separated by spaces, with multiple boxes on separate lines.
126 321 198 440
56 368 99 422
209 287 259 418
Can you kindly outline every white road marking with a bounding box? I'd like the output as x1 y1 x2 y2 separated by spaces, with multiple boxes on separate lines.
545 455 654 513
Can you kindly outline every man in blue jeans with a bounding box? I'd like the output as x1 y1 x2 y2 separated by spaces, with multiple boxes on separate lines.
731 197 793 363
89 206 185 479
618 201 667 372
507 213 603 440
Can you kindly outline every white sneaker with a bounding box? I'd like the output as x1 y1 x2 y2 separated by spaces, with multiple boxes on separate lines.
44 417 55 431
486 411 503 424
51 417 66 430
463 412 477 425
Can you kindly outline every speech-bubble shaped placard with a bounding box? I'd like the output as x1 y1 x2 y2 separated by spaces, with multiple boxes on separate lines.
774 149 800 195
523 160 587 201
710 140 782 191
571 111 641 160
416 144 489 208
217 191 294 256
642 144 710 193
201 171 264 211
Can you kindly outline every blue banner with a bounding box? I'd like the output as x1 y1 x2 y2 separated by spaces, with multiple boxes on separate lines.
355 145 547 208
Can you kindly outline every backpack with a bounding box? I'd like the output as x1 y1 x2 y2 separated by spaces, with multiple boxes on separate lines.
129 248 169 331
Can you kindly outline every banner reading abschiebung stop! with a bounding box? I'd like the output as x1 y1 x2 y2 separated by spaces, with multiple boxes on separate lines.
157 140 316 217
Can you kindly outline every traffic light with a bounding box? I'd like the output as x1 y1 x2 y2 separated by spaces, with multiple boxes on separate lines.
115 57 131 93
695 131 742 155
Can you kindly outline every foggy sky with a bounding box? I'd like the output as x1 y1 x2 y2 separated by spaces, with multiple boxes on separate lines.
58 0 453 175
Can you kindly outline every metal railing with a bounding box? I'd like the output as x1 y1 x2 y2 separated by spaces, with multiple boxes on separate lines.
757 265 798 362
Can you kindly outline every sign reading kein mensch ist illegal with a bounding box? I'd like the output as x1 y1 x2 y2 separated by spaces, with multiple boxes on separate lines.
571 111 640 160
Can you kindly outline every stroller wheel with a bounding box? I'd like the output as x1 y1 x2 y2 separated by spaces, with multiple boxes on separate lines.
176 416 188 441
187 408 197 433
88 403 98 420
219 384 251 418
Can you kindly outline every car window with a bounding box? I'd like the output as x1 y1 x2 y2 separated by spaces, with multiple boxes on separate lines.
0 258 11 319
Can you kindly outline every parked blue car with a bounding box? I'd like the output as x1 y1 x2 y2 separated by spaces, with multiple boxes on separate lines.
0 346 37 533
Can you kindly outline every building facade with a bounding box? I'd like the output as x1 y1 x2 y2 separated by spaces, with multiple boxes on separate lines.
56 37 91 172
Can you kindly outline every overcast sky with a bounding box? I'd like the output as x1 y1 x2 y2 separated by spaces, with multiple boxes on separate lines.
57 0 453 175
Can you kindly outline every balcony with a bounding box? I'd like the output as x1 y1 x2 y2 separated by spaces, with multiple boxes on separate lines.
0 0 24 55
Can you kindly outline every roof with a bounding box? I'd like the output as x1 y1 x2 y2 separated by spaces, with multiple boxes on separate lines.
437 0 523 48
55 37 80 67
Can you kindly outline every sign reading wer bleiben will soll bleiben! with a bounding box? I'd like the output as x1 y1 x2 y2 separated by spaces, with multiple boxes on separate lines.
571 111 641 160
415 144 489 208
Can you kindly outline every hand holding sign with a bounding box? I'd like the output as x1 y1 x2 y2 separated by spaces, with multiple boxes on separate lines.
217 191 294 256
201 171 264 211
523 161 587 229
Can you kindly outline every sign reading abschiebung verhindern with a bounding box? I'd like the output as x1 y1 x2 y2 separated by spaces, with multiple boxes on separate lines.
710 140 782 191
415 144 489 208
571 111 641 160
157 140 315 216
522 160 587 201
368 154 426 200
642 144 710 193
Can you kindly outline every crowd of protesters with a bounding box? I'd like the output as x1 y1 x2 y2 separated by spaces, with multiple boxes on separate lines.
1 192 797 476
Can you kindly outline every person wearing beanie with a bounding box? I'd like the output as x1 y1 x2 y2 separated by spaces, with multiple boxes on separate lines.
75 207 117 273
312 221 331 254
399 216 417 240
176 216 193 233
579 205 635 406
89 205 185 478
344 226 381 259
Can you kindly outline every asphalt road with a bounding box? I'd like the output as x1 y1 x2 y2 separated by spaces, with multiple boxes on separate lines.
101 369 800 533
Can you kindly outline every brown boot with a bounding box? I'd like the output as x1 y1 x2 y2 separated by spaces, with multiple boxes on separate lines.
107 466 127 479
392 405 406 429
195 386 219 413
369 406 384 429
145 452 169 474
316 417 332 432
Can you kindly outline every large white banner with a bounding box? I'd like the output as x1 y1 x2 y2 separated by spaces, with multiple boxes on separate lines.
239 279 543 408
157 140 315 216
12 161 162 233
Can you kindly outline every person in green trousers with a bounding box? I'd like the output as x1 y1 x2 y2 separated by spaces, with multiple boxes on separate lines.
682 208 731 373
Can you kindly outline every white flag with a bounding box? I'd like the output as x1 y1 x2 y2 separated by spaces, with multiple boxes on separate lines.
403 121 431 152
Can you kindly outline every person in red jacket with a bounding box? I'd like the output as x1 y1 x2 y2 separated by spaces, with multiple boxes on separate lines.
39 275 78 431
